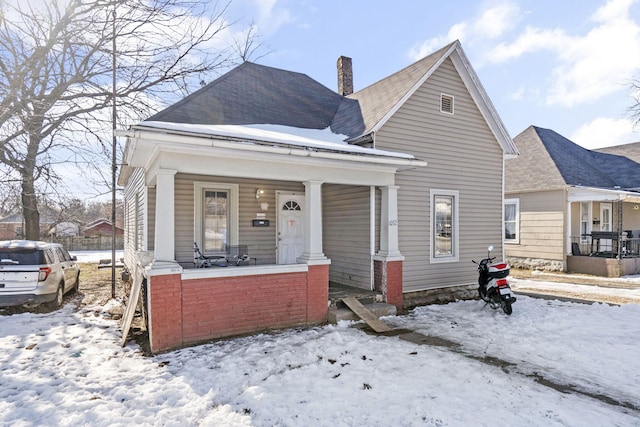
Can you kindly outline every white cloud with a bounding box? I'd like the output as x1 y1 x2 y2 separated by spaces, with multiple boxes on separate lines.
408 2 521 60
509 85 540 101
570 117 639 149
475 2 522 38
488 0 640 107
252 0 294 35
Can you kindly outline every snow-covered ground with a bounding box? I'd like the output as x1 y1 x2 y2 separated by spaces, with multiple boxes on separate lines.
70 250 124 264
1 281 639 426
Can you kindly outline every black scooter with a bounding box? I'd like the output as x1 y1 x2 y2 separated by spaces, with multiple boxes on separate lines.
472 245 516 315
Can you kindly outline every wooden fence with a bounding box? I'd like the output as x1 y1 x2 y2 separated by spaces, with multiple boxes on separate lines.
50 235 124 251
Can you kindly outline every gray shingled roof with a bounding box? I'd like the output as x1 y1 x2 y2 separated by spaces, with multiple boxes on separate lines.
143 40 518 156
146 44 456 141
596 142 640 163
147 62 344 131
506 126 640 192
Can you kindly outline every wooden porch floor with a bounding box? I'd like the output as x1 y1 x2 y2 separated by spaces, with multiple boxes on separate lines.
328 282 381 305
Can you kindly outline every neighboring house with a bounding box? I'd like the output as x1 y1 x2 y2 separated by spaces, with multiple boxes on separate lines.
118 40 517 353
597 141 640 162
0 211 57 240
49 221 80 237
82 218 124 237
0 213 24 240
504 126 640 277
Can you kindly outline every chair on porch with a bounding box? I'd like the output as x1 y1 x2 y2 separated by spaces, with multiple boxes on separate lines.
571 242 582 256
226 245 257 265
193 242 227 268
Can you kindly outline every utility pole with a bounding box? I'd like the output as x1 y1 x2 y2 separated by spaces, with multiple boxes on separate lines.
111 6 117 298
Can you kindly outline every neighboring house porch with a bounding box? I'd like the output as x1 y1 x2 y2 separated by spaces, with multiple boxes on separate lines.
566 188 640 277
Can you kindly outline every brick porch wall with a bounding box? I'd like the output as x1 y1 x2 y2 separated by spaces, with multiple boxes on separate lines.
374 259 403 310
147 273 183 353
306 264 330 323
147 266 330 353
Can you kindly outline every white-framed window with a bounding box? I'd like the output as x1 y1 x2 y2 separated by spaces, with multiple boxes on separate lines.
430 189 459 263
440 93 454 114
194 182 238 254
580 201 592 243
504 198 519 243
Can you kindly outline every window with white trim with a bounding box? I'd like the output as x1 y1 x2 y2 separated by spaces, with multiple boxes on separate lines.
440 94 454 114
430 189 459 263
194 182 238 254
504 198 519 243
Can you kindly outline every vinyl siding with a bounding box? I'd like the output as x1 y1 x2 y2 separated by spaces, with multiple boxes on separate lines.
375 58 505 292
173 174 303 265
147 185 155 252
505 190 565 261
323 184 372 289
123 167 147 269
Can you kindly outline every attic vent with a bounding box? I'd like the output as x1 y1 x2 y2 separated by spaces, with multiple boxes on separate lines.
440 94 454 114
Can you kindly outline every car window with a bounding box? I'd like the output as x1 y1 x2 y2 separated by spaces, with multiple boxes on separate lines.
44 248 56 264
59 248 72 262
54 247 67 263
0 248 46 265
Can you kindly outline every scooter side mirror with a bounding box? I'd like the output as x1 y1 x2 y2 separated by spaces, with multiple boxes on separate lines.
487 245 494 252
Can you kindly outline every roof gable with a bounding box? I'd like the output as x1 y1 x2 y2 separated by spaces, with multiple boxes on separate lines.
142 41 515 155
334 41 517 155
336 43 451 139
507 126 640 192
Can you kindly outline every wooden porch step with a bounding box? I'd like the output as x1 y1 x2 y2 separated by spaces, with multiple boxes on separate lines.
327 297 395 332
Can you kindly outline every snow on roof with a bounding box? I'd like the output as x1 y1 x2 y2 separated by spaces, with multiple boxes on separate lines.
138 121 416 160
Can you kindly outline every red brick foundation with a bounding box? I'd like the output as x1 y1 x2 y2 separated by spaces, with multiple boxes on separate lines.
147 273 183 353
374 259 403 310
147 265 330 353
306 264 330 323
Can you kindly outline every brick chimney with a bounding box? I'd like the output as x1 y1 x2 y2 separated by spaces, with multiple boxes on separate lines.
337 56 353 96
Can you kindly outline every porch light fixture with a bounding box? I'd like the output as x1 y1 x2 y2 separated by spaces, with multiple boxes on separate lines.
256 189 265 199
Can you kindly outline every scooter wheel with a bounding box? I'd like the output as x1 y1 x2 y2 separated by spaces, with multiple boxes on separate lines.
478 287 490 302
502 299 513 315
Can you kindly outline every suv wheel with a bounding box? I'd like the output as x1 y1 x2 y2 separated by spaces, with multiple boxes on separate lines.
73 273 80 293
47 283 64 309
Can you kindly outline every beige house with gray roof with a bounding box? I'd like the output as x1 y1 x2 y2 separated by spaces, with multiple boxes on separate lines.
118 41 517 353
505 126 640 277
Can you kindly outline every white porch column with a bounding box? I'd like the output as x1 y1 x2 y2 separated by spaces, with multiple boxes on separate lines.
297 180 329 264
566 201 572 256
377 185 402 258
154 169 177 262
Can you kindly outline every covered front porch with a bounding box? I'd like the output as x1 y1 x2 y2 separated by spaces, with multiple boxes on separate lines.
566 187 640 277
120 123 425 353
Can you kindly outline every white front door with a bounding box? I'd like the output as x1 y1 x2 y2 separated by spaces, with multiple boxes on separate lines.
600 203 613 251
277 193 305 264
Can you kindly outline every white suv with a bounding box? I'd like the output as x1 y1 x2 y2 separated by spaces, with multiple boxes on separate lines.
0 240 80 309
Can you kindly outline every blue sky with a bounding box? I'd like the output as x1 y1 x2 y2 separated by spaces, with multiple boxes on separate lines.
224 0 640 149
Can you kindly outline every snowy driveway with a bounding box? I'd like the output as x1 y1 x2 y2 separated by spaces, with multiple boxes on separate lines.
1 292 639 426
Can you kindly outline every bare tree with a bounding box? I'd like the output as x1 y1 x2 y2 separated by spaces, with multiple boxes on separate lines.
0 0 256 239
629 78 640 129
231 21 271 63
